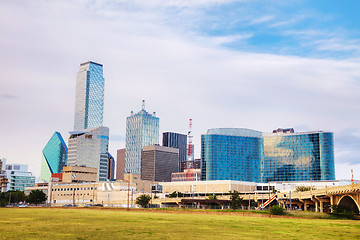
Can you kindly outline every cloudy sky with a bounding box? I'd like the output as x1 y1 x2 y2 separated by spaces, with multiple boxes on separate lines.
0 0 359 180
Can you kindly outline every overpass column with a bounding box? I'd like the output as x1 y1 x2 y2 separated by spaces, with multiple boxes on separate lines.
311 197 319 212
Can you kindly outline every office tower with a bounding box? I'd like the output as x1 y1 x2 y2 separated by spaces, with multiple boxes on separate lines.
116 148 125 180
67 126 109 182
40 132 68 182
5 163 35 191
74 61 104 130
141 145 179 182
262 129 335 182
201 128 335 183
180 159 201 172
162 132 187 169
107 153 115 180
201 128 263 182
125 101 159 175
0 158 8 192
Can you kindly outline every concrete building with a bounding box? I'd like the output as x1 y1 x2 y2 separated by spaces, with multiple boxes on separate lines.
5 163 35 191
116 148 125 180
141 145 179 182
62 166 97 183
74 61 105 131
40 131 68 183
67 126 109 182
125 101 159 175
0 158 8 192
180 159 201 172
171 169 201 182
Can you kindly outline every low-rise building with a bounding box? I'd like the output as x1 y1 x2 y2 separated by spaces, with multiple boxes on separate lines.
5 163 35 191
62 166 97 183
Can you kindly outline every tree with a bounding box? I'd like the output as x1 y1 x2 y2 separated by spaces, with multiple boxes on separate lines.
26 190 47 206
207 194 217 200
169 191 183 198
135 194 151 208
295 186 316 192
270 205 284 215
229 190 243 210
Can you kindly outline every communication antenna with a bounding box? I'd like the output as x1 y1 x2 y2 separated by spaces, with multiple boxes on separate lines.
142 99 145 110
186 119 194 181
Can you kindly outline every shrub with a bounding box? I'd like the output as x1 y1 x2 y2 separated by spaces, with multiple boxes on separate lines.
270 205 284 215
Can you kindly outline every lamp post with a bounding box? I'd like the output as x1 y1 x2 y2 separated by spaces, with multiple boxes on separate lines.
268 179 271 218
127 171 130 211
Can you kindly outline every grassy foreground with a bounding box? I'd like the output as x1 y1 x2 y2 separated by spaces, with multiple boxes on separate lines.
0 208 359 240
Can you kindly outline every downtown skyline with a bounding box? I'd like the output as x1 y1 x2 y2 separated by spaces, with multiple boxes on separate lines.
0 0 359 180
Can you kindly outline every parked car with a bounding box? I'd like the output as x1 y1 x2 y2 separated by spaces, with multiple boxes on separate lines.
85 204 93 207
18 204 28 208
93 204 103 207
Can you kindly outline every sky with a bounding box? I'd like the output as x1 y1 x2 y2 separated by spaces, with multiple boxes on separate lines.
0 0 359 180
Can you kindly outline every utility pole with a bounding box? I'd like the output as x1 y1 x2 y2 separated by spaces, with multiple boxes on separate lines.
268 179 271 218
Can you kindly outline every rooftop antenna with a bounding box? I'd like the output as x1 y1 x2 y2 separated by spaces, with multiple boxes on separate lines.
142 99 145 110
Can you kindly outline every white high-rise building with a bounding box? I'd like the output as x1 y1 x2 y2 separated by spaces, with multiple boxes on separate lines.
67 126 109 182
5 163 35 191
74 61 105 131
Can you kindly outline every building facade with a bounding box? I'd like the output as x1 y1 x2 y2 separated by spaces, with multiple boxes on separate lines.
162 132 187 168
67 126 109 182
125 102 159 175
40 132 68 182
0 158 8 192
201 128 263 182
74 61 105 131
201 128 335 183
5 163 35 191
141 145 179 182
107 153 115 180
116 148 125 180
262 130 335 182
62 166 97 183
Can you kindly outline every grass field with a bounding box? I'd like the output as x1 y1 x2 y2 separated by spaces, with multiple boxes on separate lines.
0 208 359 240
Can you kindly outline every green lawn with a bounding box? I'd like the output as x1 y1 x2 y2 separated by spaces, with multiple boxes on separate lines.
0 208 359 240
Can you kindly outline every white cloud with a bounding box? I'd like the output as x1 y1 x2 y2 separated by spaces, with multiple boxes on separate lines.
0 0 359 181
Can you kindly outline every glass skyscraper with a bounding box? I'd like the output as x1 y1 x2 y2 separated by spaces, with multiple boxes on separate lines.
163 132 187 169
74 61 104 130
40 132 68 182
67 126 109 182
201 128 335 183
125 103 159 175
262 131 335 182
201 128 263 182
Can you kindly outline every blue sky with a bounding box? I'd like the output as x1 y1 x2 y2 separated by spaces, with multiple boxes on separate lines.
0 0 359 180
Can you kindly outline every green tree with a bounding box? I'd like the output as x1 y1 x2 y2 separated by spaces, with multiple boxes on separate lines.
135 194 151 208
270 205 284 215
295 186 316 192
229 190 243 210
26 190 47 206
169 191 183 198
207 194 217 200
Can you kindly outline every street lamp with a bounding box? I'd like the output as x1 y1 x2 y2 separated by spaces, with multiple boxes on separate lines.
127 171 130 211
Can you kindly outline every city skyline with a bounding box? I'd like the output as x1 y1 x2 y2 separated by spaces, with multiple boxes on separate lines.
0 1 359 180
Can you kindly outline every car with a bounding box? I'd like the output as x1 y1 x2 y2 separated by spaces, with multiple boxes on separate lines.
93 204 103 207
85 204 93 207
18 204 28 208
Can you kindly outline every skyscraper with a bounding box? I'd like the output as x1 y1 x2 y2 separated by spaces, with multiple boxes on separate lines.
201 128 263 182
67 126 109 182
201 128 335 183
162 132 187 169
107 153 115 180
40 132 68 182
74 61 104 130
125 101 159 175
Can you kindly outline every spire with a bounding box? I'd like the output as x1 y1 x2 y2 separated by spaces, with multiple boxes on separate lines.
142 99 145 110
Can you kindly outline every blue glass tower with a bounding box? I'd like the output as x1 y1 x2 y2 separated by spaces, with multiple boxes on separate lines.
125 102 159 175
74 61 104 130
40 132 68 182
201 128 335 183
201 128 262 182
262 131 335 182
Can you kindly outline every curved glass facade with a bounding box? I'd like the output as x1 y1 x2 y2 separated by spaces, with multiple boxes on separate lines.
125 109 159 175
201 129 262 182
262 132 335 182
201 128 335 183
